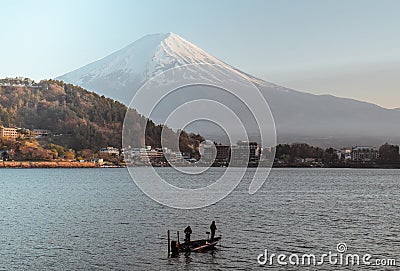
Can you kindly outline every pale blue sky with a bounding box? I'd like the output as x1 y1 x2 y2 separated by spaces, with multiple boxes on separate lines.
1 0 399 108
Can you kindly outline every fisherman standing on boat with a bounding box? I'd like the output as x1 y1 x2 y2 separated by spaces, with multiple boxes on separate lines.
184 225 192 244
210 221 217 241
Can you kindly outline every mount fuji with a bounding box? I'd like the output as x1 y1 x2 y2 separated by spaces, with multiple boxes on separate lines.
57 32 400 146
57 32 250 103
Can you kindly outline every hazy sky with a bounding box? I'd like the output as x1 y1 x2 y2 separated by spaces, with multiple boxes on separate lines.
1 0 399 108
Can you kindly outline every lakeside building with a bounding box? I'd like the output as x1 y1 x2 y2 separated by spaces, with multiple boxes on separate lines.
124 146 184 164
99 147 120 156
126 148 144 160
215 145 231 166
351 146 379 162
0 126 18 139
200 141 217 163
165 150 184 163
146 148 164 160
337 148 352 160
230 141 260 166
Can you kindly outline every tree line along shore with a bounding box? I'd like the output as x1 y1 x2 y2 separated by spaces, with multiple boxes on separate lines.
0 161 98 168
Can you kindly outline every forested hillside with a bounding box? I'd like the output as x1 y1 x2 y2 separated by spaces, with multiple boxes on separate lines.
0 78 202 153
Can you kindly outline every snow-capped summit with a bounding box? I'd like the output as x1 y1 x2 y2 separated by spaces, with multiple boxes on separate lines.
58 32 254 103
57 33 400 146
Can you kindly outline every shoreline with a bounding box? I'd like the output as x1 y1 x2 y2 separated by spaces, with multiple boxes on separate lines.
0 161 399 169
0 161 99 168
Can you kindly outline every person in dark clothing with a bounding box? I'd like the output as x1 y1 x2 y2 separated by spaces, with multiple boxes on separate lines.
210 221 217 241
184 226 192 244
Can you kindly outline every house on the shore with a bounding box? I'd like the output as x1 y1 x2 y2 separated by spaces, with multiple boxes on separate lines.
351 146 379 162
99 147 120 156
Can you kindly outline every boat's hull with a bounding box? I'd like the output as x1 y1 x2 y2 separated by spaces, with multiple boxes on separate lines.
179 237 221 252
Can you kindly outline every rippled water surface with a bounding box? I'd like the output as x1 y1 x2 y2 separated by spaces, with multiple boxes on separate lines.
0 168 399 270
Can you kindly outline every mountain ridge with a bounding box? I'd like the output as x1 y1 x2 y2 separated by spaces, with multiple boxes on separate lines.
57 32 400 147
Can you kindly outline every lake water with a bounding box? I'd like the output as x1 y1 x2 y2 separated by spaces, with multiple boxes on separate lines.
0 168 399 270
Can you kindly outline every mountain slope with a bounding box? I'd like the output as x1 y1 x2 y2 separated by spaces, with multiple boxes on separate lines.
58 32 242 104
0 78 202 152
57 33 400 146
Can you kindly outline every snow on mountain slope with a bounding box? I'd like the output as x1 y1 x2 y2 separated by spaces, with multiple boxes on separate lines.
58 32 269 103
57 33 400 146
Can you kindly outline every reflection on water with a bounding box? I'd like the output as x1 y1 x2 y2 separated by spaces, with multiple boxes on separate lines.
0 168 399 270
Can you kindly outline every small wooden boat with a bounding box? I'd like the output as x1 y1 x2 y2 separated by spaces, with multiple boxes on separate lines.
180 236 221 252
168 229 221 256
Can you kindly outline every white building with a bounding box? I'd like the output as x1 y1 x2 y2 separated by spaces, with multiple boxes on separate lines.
99 147 120 156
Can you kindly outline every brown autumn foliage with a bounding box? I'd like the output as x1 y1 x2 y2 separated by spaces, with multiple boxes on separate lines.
0 78 203 156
